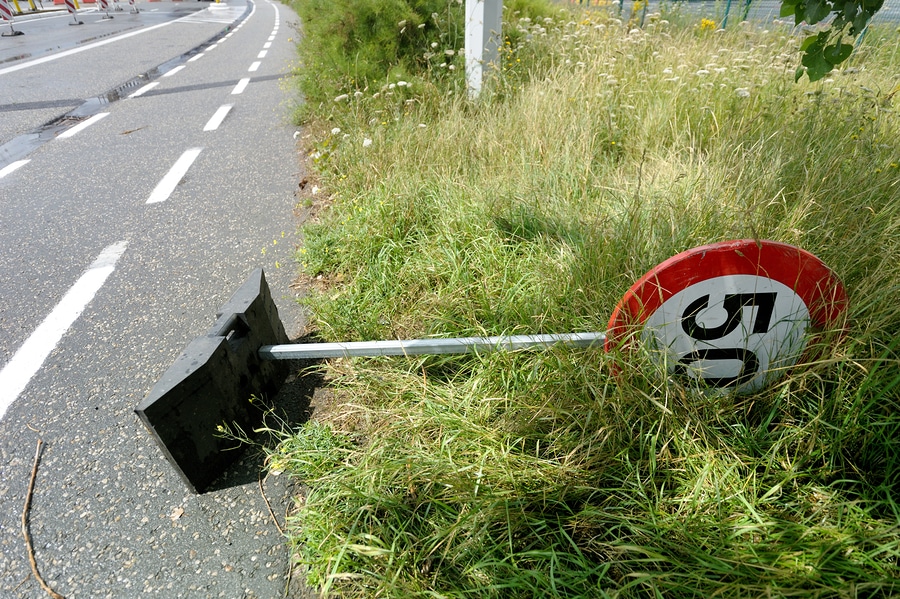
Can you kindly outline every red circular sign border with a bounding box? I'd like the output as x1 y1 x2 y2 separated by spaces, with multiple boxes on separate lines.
605 239 848 352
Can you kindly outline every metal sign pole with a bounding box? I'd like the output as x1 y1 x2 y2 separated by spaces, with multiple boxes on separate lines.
259 332 606 360
465 0 502 98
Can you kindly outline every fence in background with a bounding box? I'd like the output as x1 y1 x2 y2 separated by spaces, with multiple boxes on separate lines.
559 0 900 27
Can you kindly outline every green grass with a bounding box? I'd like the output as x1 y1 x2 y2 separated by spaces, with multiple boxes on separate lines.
277 3 900 596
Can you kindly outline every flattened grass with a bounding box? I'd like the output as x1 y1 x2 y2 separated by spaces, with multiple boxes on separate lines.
281 6 900 597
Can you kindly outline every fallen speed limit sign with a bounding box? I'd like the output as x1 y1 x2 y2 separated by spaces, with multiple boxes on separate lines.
605 240 848 394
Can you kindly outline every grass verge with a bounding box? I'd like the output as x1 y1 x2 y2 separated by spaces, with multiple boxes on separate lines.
277 3 900 596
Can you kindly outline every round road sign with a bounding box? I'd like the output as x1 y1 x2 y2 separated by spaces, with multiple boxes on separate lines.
606 240 848 393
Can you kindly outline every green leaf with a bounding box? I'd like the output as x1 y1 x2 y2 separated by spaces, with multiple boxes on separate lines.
805 0 833 23
851 11 870 34
800 34 822 51
780 1 799 17
824 42 854 65
802 48 833 80
795 65 807 82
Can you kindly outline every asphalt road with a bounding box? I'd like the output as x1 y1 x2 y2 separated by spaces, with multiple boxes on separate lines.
0 1 310 596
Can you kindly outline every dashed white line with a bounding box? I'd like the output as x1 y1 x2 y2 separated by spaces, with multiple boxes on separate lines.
208 43 219 51
57 113 109 139
0 160 30 179
188 53 205 62
248 61 261 72
231 77 250 95
146 148 203 204
263 42 271 49
203 104 233 131
268 35 274 41
128 81 159 98
0 241 128 421
163 65 185 78
257 50 267 59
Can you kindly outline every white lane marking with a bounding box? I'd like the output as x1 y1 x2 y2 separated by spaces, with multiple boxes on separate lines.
146 148 203 204
231 78 250 95
162 65 186 78
0 241 128 421
268 35 275 41
188 53 205 62
257 50 267 59
208 43 219 51
203 104 233 131
57 113 109 139
0 15 197 77
248 61 260 72
128 81 159 99
263 42 271 49
0 160 30 179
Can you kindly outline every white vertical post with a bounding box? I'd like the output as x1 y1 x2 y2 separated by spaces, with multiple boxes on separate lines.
465 0 502 98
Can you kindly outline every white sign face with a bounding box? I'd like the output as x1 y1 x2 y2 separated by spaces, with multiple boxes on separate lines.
641 275 810 393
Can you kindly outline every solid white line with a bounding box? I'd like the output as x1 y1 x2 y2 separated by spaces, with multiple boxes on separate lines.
257 50 267 59
0 241 128 421
263 42 271 49
0 160 30 179
248 61 260 72
203 104 233 131
57 113 109 139
146 148 203 204
0 16 192 77
188 53 205 62
128 81 159 98
163 65 186 77
231 78 250 95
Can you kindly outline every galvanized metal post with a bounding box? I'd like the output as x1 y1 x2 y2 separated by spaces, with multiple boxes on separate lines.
259 332 606 360
465 0 502 98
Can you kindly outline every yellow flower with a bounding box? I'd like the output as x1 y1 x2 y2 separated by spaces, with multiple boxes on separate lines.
700 18 717 31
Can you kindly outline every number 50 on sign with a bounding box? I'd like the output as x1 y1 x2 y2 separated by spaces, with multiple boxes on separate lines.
606 240 848 394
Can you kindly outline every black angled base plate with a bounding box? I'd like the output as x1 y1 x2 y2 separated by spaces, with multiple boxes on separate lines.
135 269 290 493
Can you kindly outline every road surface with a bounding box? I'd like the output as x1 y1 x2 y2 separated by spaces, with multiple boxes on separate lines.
0 1 310 596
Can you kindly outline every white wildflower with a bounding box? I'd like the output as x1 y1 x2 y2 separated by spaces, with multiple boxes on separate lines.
311 185 320 195
418 123 427 128
397 81 408 87
696 69 710 76
431 42 438 48
331 127 341 135
334 94 349 102
735 87 750 98
363 138 373 148
445 49 455 56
